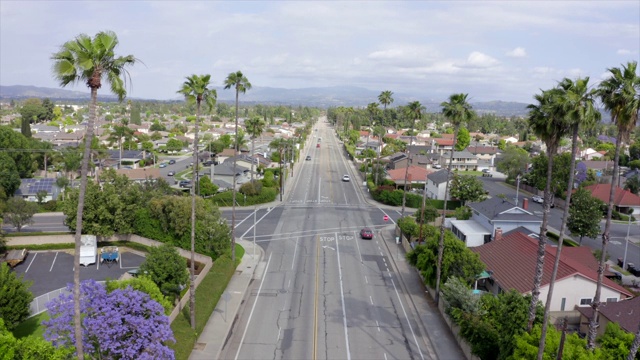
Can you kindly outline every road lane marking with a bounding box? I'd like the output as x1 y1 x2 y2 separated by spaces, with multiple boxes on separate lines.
377 321 380 332
50 251 58 272
335 231 352 360
314 235 319 360
390 278 425 360
240 207 276 238
234 252 272 360
353 230 364 264
365 276 368 284
369 296 373 305
384 353 388 360
292 237 299 270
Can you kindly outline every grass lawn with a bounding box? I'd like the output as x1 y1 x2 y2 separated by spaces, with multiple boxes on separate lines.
12 312 50 339
169 244 244 360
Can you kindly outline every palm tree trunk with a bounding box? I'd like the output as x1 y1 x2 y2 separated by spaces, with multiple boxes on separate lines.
528 145 557 331
435 126 458 304
587 131 623 348
401 151 411 215
627 323 640 360
73 86 99 358
189 102 200 329
251 137 255 183
231 88 239 262
538 125 580 358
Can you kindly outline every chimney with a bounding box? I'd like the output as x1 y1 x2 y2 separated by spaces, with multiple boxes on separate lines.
522 198 529 210
494 227 503 241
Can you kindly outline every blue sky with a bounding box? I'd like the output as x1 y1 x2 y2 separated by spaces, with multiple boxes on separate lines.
1 1 638 103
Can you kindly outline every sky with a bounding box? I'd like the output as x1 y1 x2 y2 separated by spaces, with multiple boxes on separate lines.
1 1 638 104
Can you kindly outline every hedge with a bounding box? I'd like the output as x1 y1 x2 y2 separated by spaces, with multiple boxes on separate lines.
207 186 278 207
367 181 461 210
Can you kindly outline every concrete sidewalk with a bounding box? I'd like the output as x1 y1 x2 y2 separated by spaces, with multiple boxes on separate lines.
189 238 264 360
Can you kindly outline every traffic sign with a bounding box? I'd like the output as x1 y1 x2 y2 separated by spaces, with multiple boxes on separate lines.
383 215 389 221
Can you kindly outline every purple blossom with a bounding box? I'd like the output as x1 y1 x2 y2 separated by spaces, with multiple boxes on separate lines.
44 279 175 359
575 162 587 184
597 135 616 144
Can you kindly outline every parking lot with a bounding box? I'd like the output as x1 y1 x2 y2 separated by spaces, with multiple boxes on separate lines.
13 250 146 297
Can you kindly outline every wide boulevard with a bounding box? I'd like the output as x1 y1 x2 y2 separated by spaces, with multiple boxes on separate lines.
219 119 436 360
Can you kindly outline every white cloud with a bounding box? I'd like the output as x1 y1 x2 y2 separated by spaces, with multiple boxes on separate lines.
617 49 633 55
506 47 527 57
456 52 500 69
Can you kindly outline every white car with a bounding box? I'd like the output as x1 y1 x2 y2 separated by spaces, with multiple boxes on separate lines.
532 196 543 204
342 175 350 182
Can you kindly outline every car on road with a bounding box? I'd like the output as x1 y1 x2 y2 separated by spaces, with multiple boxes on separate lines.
360 228 374 239
306 155 312 161
316 143 320 148
168 159 176 165
482 169 490 173
482 173 493 177
167 171 175 176
179 180 192 188
342 175 350 182
531 195 555 207
159 163 167 168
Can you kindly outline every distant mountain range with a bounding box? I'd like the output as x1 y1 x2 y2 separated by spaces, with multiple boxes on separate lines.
0 84 531 117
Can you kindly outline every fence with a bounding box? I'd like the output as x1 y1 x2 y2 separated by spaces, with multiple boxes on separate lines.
28 281 106 318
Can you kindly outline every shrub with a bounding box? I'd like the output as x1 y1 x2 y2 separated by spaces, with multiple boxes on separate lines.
42 200 58 212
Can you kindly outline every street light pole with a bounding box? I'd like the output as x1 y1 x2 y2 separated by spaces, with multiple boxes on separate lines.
515 174 521 206
623 215 632 270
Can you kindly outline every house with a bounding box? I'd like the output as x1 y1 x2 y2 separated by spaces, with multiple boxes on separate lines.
114 168 161 183
386 166 433 186
502 136 518 143
432 138 454 154
471 230 632 319
425 169 453 200
466 145 498 160
217 148 237 164
583 183 640 215
576 296 640 337
388 152 410 170
436 150 478 171
465 197 541 239
14 178 62 202
53 131 85 146
105 150 148 169
211 162 249 187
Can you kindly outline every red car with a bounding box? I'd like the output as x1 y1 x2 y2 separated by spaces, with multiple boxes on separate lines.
316 143 320 148
360 228 374 239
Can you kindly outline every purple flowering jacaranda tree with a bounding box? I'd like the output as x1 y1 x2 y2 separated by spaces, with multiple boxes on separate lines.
43 279 175 360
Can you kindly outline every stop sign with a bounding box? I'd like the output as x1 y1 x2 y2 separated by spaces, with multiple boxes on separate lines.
383 215 389 221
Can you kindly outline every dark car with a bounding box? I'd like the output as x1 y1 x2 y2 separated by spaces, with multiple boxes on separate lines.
306 155 312 161
627 263 640 277
360 228 374 239
168 159 176 165
179 180 192 188
607 270 623 282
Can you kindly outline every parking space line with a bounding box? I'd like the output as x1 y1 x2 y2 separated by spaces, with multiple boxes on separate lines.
25 253 37 273
50 252 59 272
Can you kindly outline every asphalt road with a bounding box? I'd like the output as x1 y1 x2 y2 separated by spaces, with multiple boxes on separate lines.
219 118 446 360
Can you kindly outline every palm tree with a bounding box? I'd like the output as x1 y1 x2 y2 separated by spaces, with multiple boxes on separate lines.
378 90 394 125
224 71 251 262
588 61 640 349
366 102 379 179
177 74 216 330
245 116 266 183
435 93 475 304
525 88 571 332
537 77 599 358
401 101 423 216
51 30 136 359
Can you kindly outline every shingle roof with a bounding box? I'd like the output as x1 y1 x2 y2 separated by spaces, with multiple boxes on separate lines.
441 149 476 159
575 296 640 333
584 183 640 206
427 169 452 184
387 165 433 182
468 197 529 218
389 152 408 162
471 232 633 297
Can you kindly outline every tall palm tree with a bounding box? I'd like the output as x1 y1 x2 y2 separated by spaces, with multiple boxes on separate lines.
525 88 571 332
401 101 423 216
588 61 640 349
51 30 136 359
537 77 599 358
224 71 251 262
435 93 475 304
177 74 216 330
366 102 379 179
245 116 266 183
378 90 394 126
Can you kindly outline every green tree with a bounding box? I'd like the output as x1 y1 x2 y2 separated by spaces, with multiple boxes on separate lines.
3 198 38 232
378 90 394 125
52 30 137 358
224 70 251 262
538 77 600 357
139 244 188 301
526 87 571 332
590 61 640 349
198 175 218 197
0 263 33 330
436 93 475 304
177 73 217 330
129 102 141 125
0 153 21 197
0 126 33 178
497 146 529 180
629 142 640 161
510 324 602 360
105 276 172 315
449 174 487 205
0 318 75 360
165 138 184 153
455 127 471 151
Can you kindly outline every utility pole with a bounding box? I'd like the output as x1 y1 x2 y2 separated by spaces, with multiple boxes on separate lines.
515 174 521 206
279 146 283 201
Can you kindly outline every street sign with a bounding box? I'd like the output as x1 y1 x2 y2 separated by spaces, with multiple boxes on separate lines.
383 215 389 221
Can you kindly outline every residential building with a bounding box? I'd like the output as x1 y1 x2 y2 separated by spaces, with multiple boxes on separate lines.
436 150 478 171
425 169 453 200
386 165 433 187
466 197 541 238
14 178 62 202
583 183 640 215
576 296 640 337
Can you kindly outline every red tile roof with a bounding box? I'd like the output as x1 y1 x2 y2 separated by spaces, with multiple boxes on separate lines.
434 138 454 146
387 165 433 182
583 183 640 206
384 134 399 140
471 232 632 297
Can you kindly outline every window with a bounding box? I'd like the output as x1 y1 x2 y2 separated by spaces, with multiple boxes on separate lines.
560 298 566 311
606 298 618 303
579 298 592 306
